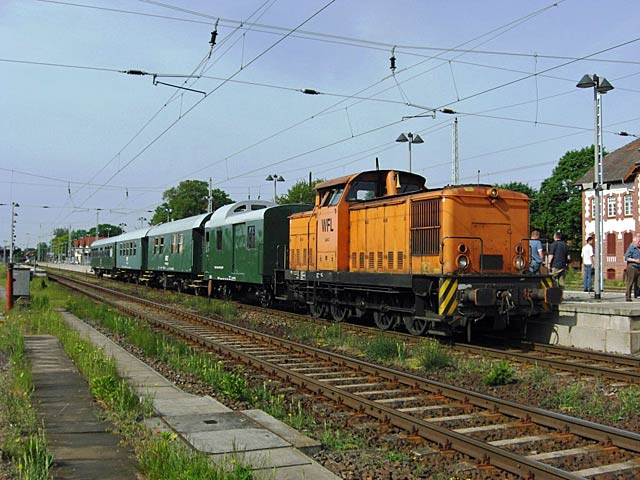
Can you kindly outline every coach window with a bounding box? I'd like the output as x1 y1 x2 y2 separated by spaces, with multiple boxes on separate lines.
159 237 165 254
153 238 159 254
178 234 184 254
216 230 223 250
247 225 256 249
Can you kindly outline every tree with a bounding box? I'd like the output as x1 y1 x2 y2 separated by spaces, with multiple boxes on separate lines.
536 146 597 245
495 181 539 230
278 178 325 205
151 180 233 225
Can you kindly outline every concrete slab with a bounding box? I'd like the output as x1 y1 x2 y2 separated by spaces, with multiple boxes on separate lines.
153 397 232 416
210 448 342 480
186 428 290 454
164 411 260 433
243 409 322 455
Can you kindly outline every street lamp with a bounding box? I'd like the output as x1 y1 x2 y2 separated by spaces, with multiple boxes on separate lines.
395 132 424 173
265 175 285 203
119 223 127 233
138 217 147 229
577 73 614 299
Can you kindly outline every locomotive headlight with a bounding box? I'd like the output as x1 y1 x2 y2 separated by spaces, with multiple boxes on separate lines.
515 244 524 254
514 255 526 270
456 254 469 270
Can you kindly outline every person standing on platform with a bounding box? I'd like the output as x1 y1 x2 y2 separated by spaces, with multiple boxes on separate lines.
547 231 570 288
529 230 544 275
624 233 640 302
581 236 594 292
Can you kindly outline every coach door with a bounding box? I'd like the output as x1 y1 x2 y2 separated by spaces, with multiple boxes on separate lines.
232 223 245 273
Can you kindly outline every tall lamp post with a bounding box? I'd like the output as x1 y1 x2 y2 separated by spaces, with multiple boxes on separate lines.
395 132 424 173
577 73 614 300
265 175 285 203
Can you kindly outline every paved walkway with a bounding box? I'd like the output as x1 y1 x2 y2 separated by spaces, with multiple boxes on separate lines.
25 335 139 479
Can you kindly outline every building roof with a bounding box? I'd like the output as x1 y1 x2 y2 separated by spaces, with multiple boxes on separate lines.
73 236 102 248
576 138 640 186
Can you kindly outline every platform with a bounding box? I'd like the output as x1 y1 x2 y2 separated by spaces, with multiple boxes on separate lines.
528 290 640 354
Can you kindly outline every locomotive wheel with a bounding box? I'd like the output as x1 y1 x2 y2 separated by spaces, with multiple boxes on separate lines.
309 302 326 318
404 316 428 336
330 303 349 322
258 290 273 308
373 311 398 331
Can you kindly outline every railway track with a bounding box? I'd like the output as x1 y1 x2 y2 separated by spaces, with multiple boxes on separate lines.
49 272 640 479
236 302 640 385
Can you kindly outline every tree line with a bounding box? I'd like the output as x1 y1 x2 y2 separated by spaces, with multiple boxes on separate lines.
50 145 595 250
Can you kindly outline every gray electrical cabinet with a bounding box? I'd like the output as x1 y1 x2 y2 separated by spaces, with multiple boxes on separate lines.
12 267 31 299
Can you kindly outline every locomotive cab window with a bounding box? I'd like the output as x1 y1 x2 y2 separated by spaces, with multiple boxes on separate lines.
321 186 345 206
247 225 256 249
346 180 377 201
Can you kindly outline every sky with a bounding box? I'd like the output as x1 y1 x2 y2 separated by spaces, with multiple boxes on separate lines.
1 0 639 249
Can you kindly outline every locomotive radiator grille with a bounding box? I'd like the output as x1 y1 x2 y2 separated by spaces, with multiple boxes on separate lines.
438 277 459 316
410 199 440 255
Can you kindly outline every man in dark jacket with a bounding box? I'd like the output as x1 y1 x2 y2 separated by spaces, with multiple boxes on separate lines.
624 233 640 302
547 231 570 288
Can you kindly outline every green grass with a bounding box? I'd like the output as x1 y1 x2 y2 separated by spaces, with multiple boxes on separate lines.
363 334 408 363
415 339 454 371
0 314 53 479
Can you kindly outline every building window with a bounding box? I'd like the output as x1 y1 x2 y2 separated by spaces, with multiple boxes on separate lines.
624 194 633 216
606 232 616 256
607 196 616 217
624 232 633 250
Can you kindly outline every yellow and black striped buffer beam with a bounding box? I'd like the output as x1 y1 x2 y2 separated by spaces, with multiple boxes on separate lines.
438 277 458 316
540 277 553 289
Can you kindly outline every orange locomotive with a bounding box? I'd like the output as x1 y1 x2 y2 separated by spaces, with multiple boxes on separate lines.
279 169 561 338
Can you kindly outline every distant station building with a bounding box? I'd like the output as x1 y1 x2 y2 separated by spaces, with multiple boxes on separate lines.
73 236 102 265
577 138 640 281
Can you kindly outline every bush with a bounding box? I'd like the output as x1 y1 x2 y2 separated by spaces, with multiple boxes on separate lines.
416 340 453 371
482 361 515 386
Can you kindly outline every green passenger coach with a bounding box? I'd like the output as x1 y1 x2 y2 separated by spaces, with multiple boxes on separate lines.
90 237 116 275
203 201 310 304
145 212 212 291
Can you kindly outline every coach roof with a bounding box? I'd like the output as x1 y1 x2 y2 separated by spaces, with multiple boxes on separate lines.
147 213 212 236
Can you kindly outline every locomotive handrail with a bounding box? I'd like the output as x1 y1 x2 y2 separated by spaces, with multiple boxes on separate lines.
440 235 484 274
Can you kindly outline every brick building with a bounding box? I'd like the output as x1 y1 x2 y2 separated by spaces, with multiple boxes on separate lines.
577 139 640 280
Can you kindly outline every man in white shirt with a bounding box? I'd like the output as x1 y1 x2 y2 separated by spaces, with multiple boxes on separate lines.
581 236 594 292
